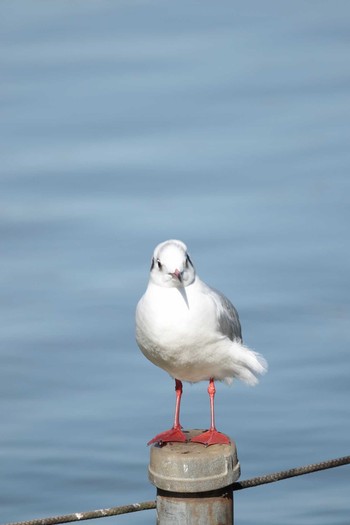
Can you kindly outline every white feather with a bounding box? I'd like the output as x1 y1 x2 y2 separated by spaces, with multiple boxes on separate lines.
136 240 268 386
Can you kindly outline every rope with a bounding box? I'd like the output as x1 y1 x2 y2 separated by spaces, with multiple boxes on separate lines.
232 454 350 491
1 502 156 525
2 455 349 525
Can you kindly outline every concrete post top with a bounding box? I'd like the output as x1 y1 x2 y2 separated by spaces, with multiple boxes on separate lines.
148 429 240 493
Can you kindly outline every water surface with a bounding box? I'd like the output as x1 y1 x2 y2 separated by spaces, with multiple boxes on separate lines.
1 2 350 524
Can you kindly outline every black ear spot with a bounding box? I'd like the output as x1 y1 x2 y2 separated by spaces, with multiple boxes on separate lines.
150 258 155 271
186 254 193 268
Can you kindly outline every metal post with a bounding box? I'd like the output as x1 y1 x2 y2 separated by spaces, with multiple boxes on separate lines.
149 429 240 525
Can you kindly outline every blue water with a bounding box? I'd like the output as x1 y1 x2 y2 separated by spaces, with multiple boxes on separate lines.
1 1 350 524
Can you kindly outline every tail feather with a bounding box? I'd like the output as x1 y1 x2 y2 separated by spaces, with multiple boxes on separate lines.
224 341 268 386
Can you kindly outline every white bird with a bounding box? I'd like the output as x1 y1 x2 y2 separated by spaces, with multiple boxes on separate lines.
136 239 267 446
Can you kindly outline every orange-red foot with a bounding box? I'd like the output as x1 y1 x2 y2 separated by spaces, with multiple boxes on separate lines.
191 429 231 446
147 427 187 446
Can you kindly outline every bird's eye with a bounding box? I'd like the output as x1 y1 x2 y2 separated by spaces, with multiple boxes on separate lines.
157 259 162 270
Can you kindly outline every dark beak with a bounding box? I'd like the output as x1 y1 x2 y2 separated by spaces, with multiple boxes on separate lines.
172 269 182 283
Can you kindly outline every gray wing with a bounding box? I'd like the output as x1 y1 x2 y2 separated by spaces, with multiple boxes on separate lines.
203 283 242 342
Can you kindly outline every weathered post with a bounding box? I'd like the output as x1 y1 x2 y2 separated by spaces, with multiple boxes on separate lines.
149 429 240 525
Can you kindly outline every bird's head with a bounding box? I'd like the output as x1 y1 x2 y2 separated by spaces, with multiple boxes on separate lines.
149 239 196 288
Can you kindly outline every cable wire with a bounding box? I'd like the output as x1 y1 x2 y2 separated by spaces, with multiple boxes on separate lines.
232 454 350 491
2 455 349 525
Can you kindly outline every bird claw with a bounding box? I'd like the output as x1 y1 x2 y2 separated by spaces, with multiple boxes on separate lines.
147 427 187 446
190 429 231 446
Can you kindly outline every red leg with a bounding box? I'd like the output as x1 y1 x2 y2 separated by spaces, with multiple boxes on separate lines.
147 379 187 445
191 378 231 446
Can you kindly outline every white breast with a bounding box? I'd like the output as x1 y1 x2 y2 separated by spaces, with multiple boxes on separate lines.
135 280 222 381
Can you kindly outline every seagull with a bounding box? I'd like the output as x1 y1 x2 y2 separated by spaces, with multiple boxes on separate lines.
135 239 267 446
